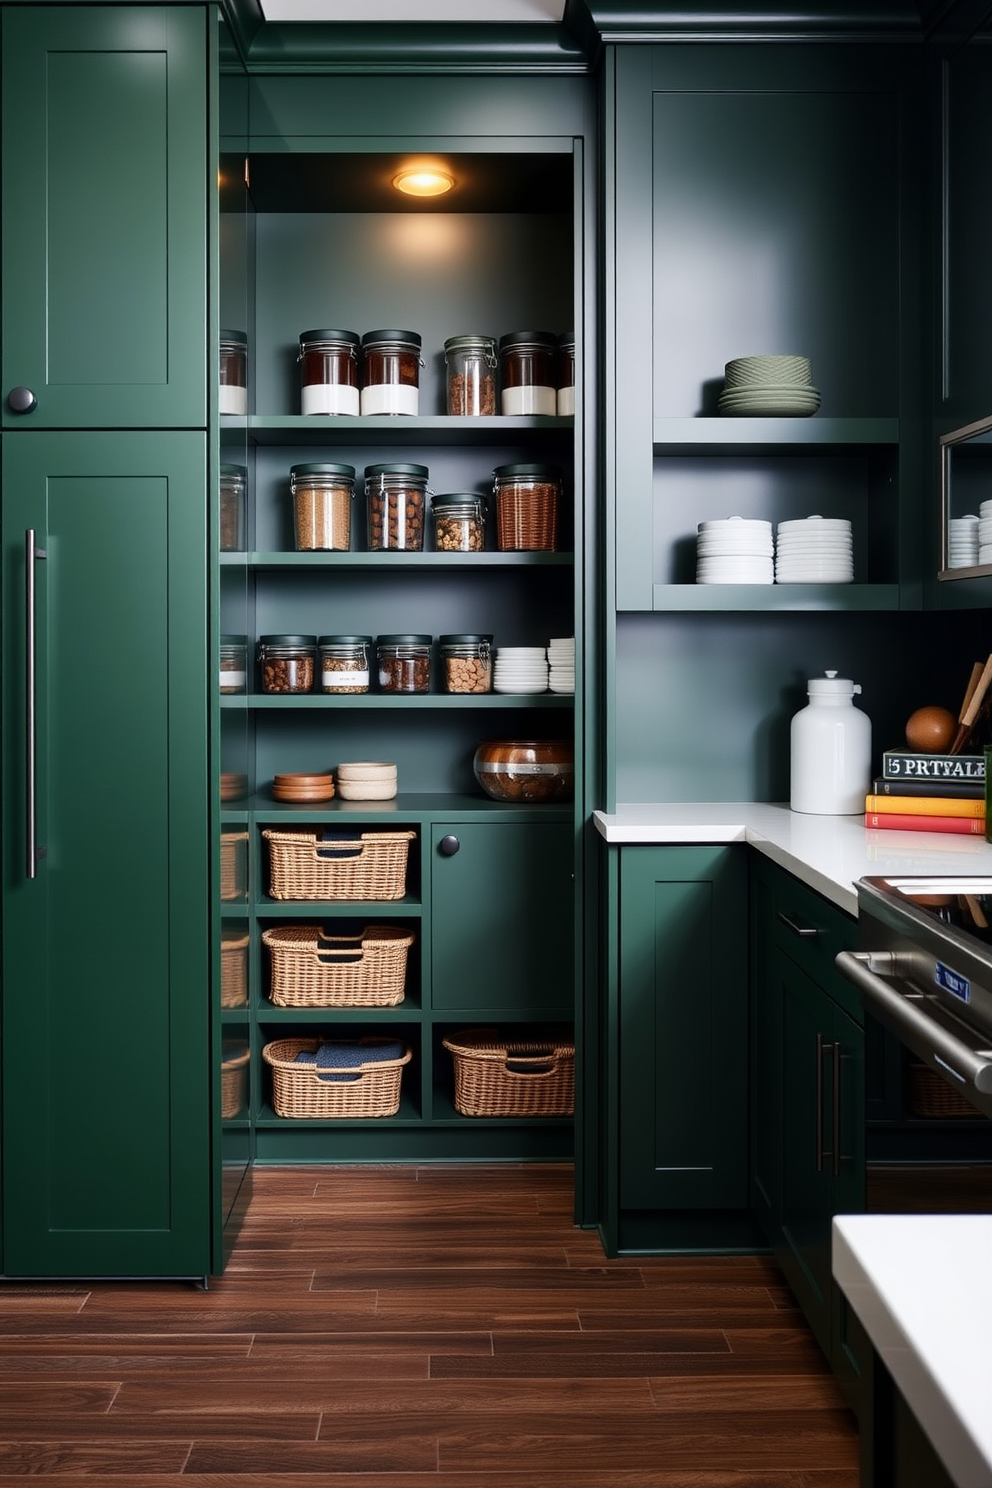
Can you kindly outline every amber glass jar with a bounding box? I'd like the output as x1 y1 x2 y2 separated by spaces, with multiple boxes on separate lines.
219 330 248 415
360 330 422 416
498 331 557 416
444 334 497 416
299 329 360 416
290 463 355 551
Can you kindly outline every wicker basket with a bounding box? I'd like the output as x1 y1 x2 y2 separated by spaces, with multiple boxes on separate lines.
221 1046 250 1119
263 1036 411 1119
907 1061 977 1119
221 830 248 901
443 1028 574 1117
495 485 558 552
263 924 413 1007
262 828 415 901
221 930 249 1008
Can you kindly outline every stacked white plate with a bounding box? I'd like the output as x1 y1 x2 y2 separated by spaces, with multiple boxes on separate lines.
493 646 548 694
718 354 821 418
775 516 853 583
977 501 992 564
696 517 774 584
547 637 575 695
948 514 980 569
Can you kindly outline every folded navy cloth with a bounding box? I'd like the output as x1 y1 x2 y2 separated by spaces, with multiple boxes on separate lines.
296 1041 404 1082
315 831 363 859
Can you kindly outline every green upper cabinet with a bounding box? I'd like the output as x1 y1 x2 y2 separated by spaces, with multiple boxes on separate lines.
1 7 207 430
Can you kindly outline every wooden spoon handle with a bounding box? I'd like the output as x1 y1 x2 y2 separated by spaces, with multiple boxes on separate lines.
949 653 992 754
959 661 985 723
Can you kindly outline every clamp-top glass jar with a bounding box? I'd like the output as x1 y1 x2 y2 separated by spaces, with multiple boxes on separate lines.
493 463 561 552
438 634 492 694
290 463 355 551
376 634 432 694
498 331 557 416
365 463 429 551
361 330 423 416
318 635 372 694
220 464 247 551
257 635 316 695
219 330 248 415
220 635 248 694
299 329 360 416
444 334 497 416
431 492 487 552
557 332 575 416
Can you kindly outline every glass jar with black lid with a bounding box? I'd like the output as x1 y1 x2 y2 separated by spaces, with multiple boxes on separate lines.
498 331 558 416
360 330 423 416
219 330 248 415
438 634 492 694
318 635 372 694
298 329 360 416
376 634 432 694
257 635 316 695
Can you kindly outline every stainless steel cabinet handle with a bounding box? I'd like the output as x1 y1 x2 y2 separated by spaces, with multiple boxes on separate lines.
25 529 46 879
778 911 819 938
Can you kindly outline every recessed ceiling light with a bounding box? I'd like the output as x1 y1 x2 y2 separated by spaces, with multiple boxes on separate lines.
393 165 455 197
259 0 565 22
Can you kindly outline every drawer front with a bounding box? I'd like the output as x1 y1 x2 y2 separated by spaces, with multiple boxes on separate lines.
772 871 860 1023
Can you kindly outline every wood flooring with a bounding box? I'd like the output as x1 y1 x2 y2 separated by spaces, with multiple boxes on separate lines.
0 1164 859 1485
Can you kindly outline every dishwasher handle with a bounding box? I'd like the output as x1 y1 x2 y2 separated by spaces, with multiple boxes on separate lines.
836 949 992 1093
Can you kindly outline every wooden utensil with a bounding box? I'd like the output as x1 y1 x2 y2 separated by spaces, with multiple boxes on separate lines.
948 653 992 755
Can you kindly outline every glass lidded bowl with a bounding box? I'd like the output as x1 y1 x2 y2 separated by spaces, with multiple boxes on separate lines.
473 739 574 803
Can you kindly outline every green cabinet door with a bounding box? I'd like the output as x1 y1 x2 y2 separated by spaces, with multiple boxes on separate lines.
1 432 210 1277
618 845 747 1211
1 7 207 430
430 821 573 1016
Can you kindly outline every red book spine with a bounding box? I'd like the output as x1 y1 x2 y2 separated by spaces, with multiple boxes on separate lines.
864 812 987 836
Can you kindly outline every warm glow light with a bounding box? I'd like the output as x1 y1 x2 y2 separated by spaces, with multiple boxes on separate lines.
392 167 455 198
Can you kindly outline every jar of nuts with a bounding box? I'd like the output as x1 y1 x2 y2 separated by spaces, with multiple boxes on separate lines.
365 463 429 551
257 635 316 695
291 462 355 551
431 492 487 552
439 634 493 694
443 334 497 416
376 634 432 694
318 635 372 694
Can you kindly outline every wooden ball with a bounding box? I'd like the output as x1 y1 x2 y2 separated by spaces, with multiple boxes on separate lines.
905 705 957 753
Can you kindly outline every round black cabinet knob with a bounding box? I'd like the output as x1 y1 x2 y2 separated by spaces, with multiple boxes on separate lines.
438 834 460 857
7 387 38 414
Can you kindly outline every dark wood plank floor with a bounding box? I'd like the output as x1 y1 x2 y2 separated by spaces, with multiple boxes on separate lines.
0 1164 859 1484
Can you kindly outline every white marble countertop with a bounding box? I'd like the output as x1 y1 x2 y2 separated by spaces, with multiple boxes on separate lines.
593 803 992 915
833 1214 992 1487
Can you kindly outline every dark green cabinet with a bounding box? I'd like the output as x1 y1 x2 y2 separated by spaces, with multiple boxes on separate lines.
431 822 573 1016
1 6 207 431
1 432 211 1277
615 845 749 1241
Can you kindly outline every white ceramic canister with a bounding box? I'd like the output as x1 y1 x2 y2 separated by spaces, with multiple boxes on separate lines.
790 670 871 814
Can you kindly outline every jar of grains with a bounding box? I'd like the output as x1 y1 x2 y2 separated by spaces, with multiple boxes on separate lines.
498 331 557 416
360 329 423 416
431 492 487 552
220 464 247 551
376 634 432 694
365 463 429 551
493 463 561 551
298 329 360 416
557 333 575 416
439 634 492 694
444 334 498 416
257 635 316 695
290 462 355 551
219 330 248 415
318 634 372 694
220 635 248 694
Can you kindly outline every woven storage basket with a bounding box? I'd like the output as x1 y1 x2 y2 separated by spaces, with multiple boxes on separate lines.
221 1046 250 1119
263 924 413 1007
262 828 415 901
495 485 558 552
220 930 249 1008
220 830 248 901
907 1061 977 1119
263 1036 411 1119
443 1028 574 1117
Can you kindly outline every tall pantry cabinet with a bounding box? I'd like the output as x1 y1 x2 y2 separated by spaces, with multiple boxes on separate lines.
0 7 218 1277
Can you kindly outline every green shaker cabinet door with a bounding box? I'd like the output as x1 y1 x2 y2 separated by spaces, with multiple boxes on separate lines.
619 846 747 1210
431 822 573 1015
1 7 207 430
1 432 210 1277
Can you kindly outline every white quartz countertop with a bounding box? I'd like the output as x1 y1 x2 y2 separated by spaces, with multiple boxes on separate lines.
593 803 992 915
833 1215 992 1487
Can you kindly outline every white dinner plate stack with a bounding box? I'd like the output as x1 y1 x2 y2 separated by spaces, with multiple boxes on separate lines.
948 514 980 569
717 354 821 418
493 646 548 694
696 516 774 584
547 637 575 694
775 516 853 583
977 501 992 565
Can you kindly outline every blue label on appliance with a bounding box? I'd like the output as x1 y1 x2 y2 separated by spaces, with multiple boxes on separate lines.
935 962 970 1004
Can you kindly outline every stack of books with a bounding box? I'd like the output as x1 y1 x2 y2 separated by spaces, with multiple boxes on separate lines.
865 750 987 835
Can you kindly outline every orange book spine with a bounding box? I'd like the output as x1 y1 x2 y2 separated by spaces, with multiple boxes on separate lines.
865 812 987 835
864 793 986 819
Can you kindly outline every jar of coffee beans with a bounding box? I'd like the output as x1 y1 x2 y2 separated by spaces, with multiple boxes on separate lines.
257 635 316 694
318 635 371 694
439 634 492 694
376 634 432 694
360 329 423 416
291 462 355 551
365 463 429 551
498 331 557 416
444 334 497 416
431 492 487 552
298 328 360 416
